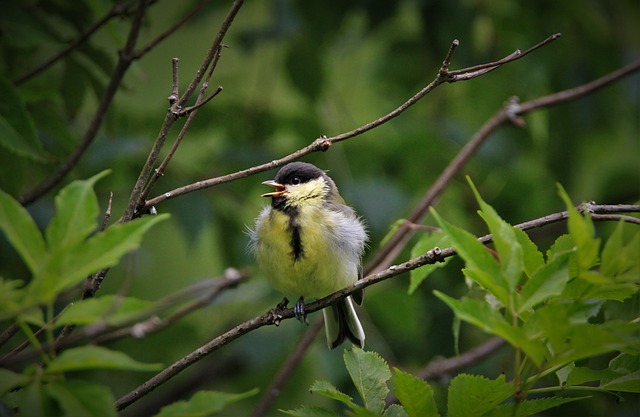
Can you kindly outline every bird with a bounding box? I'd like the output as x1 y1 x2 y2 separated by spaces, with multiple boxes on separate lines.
249 162 367 349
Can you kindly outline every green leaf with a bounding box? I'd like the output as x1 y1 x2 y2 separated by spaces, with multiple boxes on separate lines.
601 222 639 277
18 379 54 417
153 389 258 417
393 368 439 417
344 348 391 413
0 278 26 318
516 250 571 313
0 75 48 161
45 380 116 417
600 353 640 393
447 374 512 417
0 189 47 274
468 178 524 292
45 170 110 251
384 404 409 417
46 346 162 373
566 366 616 386
310 380 355 407
55 295 154 326
435 292 546 365
27 214 168 303
512 227 545 278
408 231 451 294
0 368 30 395
431 208 509 305
282 406 341 417
484 396 587 417
557 185 600 271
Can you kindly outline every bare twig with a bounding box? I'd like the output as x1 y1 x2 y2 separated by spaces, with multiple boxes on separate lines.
122 0 245 221
1 270 248 368
114 204 640 411
142 34 561 211
364 59 640 273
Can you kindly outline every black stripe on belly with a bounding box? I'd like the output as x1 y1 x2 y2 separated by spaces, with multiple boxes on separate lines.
278 203 304 261
290 224 303 261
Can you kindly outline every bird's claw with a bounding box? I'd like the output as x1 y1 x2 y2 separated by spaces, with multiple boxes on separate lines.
294 297 308 325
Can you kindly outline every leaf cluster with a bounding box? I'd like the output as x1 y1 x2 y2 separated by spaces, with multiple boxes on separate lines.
286 183 639 417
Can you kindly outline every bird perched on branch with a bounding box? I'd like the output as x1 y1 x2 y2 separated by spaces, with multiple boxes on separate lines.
250 162 367 349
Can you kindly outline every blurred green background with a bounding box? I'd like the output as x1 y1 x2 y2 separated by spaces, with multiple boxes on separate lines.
1 0 638 415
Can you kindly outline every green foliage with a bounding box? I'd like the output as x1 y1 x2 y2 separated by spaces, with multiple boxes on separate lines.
153 389 259 417
296 183 638 417
0 174 168 416
0 172 169 318
285 349 438 417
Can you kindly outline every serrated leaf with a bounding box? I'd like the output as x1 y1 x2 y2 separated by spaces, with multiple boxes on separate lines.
468 178 523 292
310 380 355 407
281 406 341 417
431 208 509 305
512 228 545 277
516 250 571 313
557 185 600 271
484 396 587 417
344 348 391 414
153 389 258 417
447 374 512 417
600 353 640 393
393 368 439 417
600 371 640 393
435 292 546 365
46 346 162 373
27 214 168 303
409 231 451 294
45 170 110 251
55 295 154 326
45 380 116 417
383 404 409 417
602 223 639 277
0 189 47 274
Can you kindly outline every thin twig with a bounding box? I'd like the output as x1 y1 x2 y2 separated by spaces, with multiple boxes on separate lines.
364 59 640 273
122 0 245 221
142 34 559 211
114 204 640 411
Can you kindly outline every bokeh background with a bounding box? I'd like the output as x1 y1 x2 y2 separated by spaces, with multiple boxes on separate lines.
1 0 639 415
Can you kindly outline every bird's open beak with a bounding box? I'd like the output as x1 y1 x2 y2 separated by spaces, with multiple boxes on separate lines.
261 180 287 197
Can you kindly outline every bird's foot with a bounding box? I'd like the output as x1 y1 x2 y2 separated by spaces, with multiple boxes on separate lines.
293 297 308 326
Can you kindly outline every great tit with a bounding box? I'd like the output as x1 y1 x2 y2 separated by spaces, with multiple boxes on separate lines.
250 162 367 349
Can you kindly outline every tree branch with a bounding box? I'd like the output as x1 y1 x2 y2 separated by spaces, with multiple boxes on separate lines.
141 34 561 211
114 204 640 411
364 59 640 273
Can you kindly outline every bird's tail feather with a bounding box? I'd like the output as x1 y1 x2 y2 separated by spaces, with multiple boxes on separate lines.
323 296 365 349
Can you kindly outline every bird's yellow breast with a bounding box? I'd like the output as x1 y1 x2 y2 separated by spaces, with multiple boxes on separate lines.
255 202 357 300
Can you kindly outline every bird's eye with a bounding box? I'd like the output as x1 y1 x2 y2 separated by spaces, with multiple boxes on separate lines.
291 177 301 185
